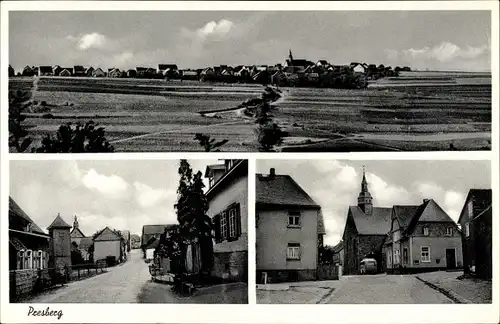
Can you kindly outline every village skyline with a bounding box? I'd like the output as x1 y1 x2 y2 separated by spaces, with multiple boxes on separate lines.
9 11 491 72
256 160 491 246
9 159 219 238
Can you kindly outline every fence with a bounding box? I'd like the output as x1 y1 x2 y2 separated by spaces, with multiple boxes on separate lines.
9 262 107 301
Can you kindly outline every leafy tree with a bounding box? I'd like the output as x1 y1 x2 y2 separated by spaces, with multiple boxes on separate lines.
34 121 114 153
9 90 33 152
174 160 213 277
194 133 228 152
256 122 286 152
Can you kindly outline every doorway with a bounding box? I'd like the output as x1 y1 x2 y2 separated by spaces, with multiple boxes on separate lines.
446 249 456 269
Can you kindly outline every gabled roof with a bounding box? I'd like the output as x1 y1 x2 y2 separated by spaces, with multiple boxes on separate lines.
404 199 456 235
204 164 226 178
38 66 53 73
71 227 85 238
348 206 392 235
256 174 320 208
9 197 46 234
392 205 420 230
458 189 492 224
332 241 343 253
47 214 72 230
144 236 160 250
142 224 171 236
78 237 94 250
94 226 122 241
158 64 178 70
206 160 247 199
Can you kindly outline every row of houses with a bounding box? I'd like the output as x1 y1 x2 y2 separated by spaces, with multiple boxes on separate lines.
340 172 492 278
9 197 131 298
70 215 130 266
10 50 411 88
254 167 492 283
142 159 248 283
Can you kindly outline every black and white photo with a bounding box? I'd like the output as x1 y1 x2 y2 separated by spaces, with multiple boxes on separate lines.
9 159 248 304
256 159 492 304
8 10 492 152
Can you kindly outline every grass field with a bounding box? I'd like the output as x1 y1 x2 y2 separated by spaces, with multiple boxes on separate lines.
9 71 491 152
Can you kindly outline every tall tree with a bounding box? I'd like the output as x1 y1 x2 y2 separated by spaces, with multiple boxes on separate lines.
174 160 213 278
9 89 33 152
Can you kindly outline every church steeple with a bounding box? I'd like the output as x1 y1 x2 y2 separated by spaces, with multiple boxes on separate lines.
357 166 373 215
73 215 79 229
289 49 294 63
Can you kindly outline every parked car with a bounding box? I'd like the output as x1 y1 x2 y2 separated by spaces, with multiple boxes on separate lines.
360 258 377 274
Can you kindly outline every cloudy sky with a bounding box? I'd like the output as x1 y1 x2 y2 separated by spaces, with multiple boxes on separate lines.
10 159 220 238
9 11 491 71
257 160 491 246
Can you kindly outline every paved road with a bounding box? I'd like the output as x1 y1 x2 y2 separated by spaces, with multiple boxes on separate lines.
30 249 151 303
326 274 453 304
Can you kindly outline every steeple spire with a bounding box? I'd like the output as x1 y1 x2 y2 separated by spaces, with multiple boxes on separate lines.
289 49 294 62
73 215 79 229
357 166 373 215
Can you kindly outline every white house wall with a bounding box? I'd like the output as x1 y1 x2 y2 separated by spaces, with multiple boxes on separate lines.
208 175 248 253
94 240 121 262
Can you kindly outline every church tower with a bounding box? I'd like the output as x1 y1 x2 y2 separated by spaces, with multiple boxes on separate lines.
73 215 79 229
357 167 373 215
289 49 294 62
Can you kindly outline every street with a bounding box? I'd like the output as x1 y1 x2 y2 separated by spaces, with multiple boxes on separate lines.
326 274 452 304
28 248 248 303
258 274 453 304
29 249 150 303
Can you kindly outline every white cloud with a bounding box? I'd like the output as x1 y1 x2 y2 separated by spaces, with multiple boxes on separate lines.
77 32 108 50
197 19 234 39
367 173 413 207
399 41 489 62
82 169 130 199
134 182 173 208
414 182 465 222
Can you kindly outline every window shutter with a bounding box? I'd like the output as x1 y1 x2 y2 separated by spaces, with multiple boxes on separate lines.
235 203 242 237
214 214 221 243
225 209 230 240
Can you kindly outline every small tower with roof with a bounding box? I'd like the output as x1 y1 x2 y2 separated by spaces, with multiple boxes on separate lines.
47 213 72 272
357 166 373 215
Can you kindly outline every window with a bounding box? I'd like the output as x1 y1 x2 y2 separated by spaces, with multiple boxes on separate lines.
423 227 429 236
25 250 32 269
421 246 430 262
220 211 227 240
26 223 32 232
403 248 408 264
394 249 400 264
209 177 215 188
17 250 24 269
446 227 453 236
228 209 236 238
287 243 300 260
288 211 301 227
467 200 474 218
465 223 470 237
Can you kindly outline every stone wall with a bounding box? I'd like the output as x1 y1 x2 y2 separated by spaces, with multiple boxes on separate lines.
9 269 51 300
213 250 247 282
342 213 358 275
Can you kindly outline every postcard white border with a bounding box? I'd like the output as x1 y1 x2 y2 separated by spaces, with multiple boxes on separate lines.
1 1 499 324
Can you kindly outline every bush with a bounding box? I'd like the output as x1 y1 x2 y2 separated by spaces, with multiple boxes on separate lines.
256 122 286 151
106 256 117 267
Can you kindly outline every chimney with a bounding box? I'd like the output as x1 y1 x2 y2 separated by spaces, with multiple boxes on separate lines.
423 199 430 204
269 168 276 178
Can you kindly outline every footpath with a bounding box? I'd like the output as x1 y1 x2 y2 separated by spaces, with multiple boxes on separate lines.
416 271 492 304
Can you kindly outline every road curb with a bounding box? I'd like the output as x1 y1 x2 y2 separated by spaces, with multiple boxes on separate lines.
416 276 472 304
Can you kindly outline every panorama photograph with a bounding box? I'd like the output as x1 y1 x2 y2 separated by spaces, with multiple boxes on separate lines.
255 160 492 304
9 159 248 303
8 10 492 152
